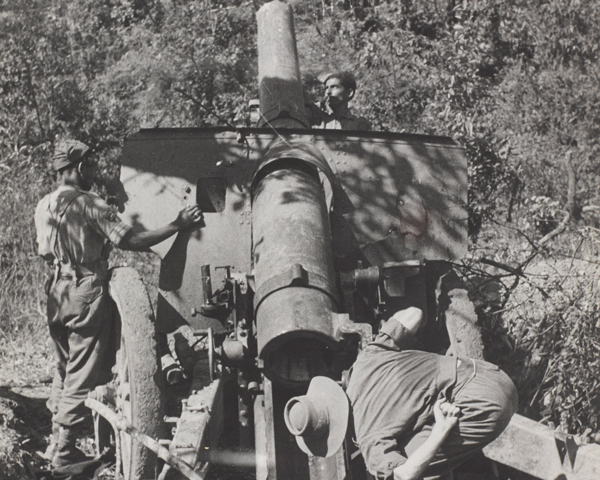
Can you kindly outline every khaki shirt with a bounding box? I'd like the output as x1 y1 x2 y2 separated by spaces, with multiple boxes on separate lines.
35 185 131 273
316 106 372 131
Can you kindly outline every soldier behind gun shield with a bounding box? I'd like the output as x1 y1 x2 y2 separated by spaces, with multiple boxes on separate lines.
250 71 372 130
308 71 371 131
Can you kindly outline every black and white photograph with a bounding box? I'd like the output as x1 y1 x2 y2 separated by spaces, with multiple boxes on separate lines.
1 1 599 479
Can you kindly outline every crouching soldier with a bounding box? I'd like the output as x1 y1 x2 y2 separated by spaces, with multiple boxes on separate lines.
35 140 204 468
285 307 518 480
348 307 517 480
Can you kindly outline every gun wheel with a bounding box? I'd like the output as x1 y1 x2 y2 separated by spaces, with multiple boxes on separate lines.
110 267 164 480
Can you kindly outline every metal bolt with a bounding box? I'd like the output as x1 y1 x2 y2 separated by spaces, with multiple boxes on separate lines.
174 443 195 449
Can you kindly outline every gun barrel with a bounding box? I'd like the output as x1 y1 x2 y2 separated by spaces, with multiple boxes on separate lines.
257 0 309 128
252 143 339 386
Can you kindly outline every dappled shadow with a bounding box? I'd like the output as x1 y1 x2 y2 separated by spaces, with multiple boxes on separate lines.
0 385 52 451
119 126 466 263
322 133 466 264
116 125 468 334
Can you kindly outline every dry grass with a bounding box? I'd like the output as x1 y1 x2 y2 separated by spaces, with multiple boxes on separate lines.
467 226 600 437
0 247 54 386
0 152 55 387
502 256 600 435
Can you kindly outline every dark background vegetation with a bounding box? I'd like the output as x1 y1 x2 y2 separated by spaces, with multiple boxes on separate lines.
1 0 599 448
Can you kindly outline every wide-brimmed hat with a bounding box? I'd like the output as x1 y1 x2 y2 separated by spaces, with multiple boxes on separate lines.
284 376 349 458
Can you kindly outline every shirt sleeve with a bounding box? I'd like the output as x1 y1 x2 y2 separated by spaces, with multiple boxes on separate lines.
361 436 407 479
84 194 132 245
372 318 419 351
34 197 55 262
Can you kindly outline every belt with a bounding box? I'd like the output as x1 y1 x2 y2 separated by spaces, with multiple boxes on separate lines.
56 261 108 281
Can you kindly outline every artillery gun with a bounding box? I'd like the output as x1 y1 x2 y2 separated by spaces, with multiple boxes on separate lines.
86 2 600 479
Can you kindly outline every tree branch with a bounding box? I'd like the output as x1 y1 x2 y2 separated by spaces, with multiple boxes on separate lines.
538 210 570 247
564 150 580 220
479 258 523 277
24 62 45 139
582 205 600 214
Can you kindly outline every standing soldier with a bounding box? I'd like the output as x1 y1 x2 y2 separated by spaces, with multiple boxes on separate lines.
35 140 204 468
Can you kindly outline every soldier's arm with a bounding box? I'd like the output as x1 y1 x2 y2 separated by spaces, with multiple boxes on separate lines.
370 307 425 351
117 205 204 251
393 400 461 480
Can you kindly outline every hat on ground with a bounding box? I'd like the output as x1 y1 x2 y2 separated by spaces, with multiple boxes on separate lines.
284 376 349 458
53 140 90 171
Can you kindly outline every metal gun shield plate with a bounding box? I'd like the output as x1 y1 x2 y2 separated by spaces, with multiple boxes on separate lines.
117 128 467 335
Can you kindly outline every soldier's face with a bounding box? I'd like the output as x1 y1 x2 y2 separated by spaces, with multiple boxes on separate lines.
324 78 352 108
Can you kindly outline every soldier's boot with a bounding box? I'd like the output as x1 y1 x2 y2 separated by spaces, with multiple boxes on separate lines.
51 426 88 468
39 423 61 462
161 353 185 385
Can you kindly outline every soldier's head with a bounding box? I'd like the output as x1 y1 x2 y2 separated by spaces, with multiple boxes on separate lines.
323 71 357 111
53 140 95 191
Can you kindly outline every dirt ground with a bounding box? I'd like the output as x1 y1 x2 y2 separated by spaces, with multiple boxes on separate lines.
0 384 52 480
0 383 116 480
0 338 114 480
0 335 52 479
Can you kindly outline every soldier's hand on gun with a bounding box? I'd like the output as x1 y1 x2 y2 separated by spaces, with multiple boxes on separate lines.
432 399 461 438
174 205 204 230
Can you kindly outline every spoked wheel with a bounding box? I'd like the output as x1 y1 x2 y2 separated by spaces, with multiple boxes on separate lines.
109 267 165 480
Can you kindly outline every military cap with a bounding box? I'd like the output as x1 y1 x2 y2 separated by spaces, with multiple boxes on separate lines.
53 140 90 171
